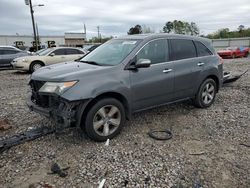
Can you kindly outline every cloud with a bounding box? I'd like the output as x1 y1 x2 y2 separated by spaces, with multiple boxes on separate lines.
0 0 249 38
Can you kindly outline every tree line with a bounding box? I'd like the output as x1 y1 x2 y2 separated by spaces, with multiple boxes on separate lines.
127 21 250 39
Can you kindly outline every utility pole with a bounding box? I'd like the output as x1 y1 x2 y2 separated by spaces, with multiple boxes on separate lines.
97 26 100 41
97 26 102 42
36 23 40 49
29 0 38 51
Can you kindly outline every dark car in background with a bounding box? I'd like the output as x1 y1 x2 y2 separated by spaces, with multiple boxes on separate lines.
27 34 223 141
83 44 101 53
0 46 29 68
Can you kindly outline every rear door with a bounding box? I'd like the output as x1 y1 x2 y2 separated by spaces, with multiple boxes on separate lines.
130 39 174 111
169 39 200 99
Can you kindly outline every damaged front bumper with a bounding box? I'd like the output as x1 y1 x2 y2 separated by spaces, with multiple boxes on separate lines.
27 93 89 128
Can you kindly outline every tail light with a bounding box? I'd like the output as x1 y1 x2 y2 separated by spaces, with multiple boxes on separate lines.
218 55 224 64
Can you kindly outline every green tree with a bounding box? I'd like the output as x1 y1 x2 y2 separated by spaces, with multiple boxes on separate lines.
163 20 199 36
163 21 173 33
127 25 142 35
190 22 199 36
206 26 250 39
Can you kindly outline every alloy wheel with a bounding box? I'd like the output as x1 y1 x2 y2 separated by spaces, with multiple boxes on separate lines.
93 105 121 136
201 83 215 105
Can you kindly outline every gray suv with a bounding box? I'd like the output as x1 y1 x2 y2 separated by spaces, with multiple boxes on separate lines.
27 34 223 141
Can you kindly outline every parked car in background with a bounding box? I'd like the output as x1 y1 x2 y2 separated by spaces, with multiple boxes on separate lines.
217 47 249 58
83 44 101 53
0 46 29 68
27 34 223 141
11 47 86 73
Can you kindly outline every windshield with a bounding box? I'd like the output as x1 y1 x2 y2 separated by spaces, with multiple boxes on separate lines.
80 39 140 66
35 48 46 55
226 47 237 50
38 48 54 56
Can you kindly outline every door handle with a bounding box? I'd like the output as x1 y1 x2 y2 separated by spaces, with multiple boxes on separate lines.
197 62 204 66
163 69 172 73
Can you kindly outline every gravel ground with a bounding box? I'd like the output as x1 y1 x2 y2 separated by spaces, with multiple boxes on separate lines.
0 58 249 188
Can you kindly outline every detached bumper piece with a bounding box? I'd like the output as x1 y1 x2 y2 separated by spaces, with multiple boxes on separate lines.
0 126 55 153
223 70 248 84
27 80 82 128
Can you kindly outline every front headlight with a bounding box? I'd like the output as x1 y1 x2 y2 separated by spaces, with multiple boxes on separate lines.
22 58 28 62
39 81 78 95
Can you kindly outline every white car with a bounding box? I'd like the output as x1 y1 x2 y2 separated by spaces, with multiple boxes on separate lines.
11 47 86 72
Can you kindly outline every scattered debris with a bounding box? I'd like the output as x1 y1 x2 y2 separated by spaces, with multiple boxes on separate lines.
189 152 206 156
148 129 172 140
48 163 70 178
223 69 248 84
0 119 12 131
105 139 110 146
193 171 202 188
239 143 250 148
98 179 106 188
29 182 54 188
0 126 55 153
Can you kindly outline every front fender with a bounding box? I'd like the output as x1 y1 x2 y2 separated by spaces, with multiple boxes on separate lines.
60 71 131 102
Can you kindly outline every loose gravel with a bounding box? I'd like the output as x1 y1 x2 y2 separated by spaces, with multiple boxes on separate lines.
0 58 249 188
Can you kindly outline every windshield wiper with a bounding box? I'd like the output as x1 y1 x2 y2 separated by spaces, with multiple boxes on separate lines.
79 60 101 66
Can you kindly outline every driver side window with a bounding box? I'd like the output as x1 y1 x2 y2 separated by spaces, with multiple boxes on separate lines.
137 39 169 64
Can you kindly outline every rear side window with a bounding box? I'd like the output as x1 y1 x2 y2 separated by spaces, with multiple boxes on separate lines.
53 49 66 55
66 49 84 55
1 49 19 55
194 41 212 57
137 39 169 64
170 39 196 61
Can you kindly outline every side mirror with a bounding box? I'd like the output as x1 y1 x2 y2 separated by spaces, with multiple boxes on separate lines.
49 53 55 57
135 59 151 68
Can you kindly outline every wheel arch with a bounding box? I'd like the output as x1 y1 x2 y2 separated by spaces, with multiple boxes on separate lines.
29 60 45 71
201 75 219 93
79 91 131 129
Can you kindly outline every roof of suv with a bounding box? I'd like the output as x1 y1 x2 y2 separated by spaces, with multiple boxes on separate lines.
118 33 211 43
118 33 214 53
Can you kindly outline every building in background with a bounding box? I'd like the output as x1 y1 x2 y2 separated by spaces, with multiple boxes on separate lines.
65 32 86 47
0 32 86 50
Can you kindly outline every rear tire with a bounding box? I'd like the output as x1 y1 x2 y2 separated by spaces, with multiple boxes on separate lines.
30 61 44 73
84 98 125 142
194 78 217 108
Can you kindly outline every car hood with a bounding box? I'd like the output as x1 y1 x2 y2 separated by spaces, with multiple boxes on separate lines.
14 55 43 61
31 61 111 81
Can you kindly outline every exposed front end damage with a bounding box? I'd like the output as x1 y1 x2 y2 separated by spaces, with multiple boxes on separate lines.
27 80 88 128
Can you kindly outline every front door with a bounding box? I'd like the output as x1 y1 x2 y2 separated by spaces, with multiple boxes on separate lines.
130 39 174 111
45 48 67 65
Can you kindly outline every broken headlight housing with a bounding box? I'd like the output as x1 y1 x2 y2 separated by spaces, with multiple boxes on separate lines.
39 81 78 95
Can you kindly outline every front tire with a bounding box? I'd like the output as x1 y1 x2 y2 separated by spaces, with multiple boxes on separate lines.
84 98 125 142
30 61 44 73
194 78 217 108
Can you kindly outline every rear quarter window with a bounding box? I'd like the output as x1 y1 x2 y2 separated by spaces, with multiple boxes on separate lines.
194 41 213 57
170 39 196 61
66 49 84 55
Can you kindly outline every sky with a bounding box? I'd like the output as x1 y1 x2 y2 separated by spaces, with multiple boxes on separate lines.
0 0 249 39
